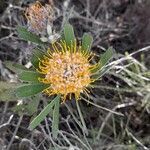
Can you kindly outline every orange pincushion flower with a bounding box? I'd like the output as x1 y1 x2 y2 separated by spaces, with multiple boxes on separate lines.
38 41 96 101
25 1 54 33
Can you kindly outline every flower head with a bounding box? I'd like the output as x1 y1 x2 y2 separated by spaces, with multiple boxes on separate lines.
25 1 54 34
38 41 97 101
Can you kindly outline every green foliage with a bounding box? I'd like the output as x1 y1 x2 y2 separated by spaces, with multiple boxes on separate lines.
63 23 76 47
31 49 45 68
4 61 28 73
17 26 45 45
18 70 43 83
82 33 93 51
26 96 40 115
98 47 114 77
100 47 114 68
91 47 114 80
0 81 20 101
16 83 49 98
29 95 60 131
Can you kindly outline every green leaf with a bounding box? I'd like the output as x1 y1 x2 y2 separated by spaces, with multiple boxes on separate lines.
100 47 114 67
29 95 60 130
16 83 49 98
26 96 41 115
0 82 20 101
18 70 43 83
98 47 114 76
91 47 114 80
4 61 28 73
17 26 44 45
63 23 75 47
82 33 93 51
52 95 60 138
31 49 45 68
91 47 114 73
